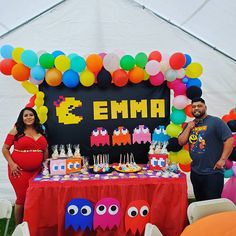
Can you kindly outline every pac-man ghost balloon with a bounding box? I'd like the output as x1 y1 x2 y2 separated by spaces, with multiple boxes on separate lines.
93 198 121 230
125 200 150 235
65 198 94 232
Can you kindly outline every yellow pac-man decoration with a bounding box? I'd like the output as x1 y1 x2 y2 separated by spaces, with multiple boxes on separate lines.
56 97 83 125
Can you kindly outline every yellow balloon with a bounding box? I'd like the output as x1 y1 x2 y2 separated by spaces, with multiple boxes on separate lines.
168 152 179 164
185 62 203 78
177 150 192 164
166 123 183 137
54 55 70 72
35 97 44 107
12 47 24 63
39 114 47 124
39 105 48 114
143 70 150 81
21 81 39 94
36 91 45 99
80 70 95 87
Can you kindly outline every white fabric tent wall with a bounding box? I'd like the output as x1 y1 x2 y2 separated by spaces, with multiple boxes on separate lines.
0 0 236 202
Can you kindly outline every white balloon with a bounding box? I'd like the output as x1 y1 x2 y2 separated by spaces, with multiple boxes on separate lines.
103 53 120 72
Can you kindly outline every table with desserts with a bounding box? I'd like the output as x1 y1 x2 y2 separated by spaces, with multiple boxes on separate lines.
24 161 188 236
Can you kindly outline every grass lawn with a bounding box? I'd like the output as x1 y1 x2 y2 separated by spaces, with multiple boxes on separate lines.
0 208 15 236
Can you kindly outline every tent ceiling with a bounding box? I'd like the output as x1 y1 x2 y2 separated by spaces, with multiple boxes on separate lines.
0 0 63 36
135 0 236 61
1 0 236 61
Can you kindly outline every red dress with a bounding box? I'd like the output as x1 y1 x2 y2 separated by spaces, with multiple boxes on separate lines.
4 134 48 204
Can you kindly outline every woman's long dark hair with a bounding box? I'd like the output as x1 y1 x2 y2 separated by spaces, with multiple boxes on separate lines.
15 107 45 140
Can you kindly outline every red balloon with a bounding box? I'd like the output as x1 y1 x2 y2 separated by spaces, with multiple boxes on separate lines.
229 108 236 120
222 114 232 123
185 104 194 118
169 52 186 70
0 59 16 75
148 51 162 62
113 69 129 87
179 163 191 172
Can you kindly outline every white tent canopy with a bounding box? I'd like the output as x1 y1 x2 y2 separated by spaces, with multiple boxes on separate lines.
0 0 236 201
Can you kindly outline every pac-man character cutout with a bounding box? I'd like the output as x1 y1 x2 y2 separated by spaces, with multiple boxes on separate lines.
93 198 121 230
125 200 150 235
90 127 110 147
152 125 170 143
112 126 131 146
65 198 94 232
54 96 83 125
132 125 151 144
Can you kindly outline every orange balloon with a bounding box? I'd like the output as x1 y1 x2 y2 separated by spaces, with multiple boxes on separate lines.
11 63 30 81
185 104 193 117
128 67 144 84
45 68 62 86
179 163 191 172
86 54 103 73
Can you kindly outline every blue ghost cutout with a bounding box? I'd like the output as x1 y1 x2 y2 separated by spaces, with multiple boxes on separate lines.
152 125 170 143
65 198 94 232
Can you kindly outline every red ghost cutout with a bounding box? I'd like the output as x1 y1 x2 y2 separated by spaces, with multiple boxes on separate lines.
125 200 150 235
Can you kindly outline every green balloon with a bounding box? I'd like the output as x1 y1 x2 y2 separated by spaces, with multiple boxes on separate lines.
39 53 55 69
170 110 186 125
135 52 148 68
120 55 135 71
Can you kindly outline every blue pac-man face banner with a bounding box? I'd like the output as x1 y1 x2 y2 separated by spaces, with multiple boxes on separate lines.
40 81 170 163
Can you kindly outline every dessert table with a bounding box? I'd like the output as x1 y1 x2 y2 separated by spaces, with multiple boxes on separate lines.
24 168 188 236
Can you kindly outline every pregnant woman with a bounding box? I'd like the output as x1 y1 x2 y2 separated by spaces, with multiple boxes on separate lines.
2 107 48 225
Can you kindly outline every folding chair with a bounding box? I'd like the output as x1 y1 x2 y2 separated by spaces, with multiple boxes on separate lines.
0 199 13 236
144 223 163 236
11 221 30 236
187 198 236 224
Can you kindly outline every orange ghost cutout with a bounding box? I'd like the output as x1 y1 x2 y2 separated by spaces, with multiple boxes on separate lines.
125 200 150 235
112 126 131 146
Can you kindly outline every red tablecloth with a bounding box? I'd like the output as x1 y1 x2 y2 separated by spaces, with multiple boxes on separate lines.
24 172 187 236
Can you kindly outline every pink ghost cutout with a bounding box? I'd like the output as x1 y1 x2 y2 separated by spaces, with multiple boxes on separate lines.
90 127 110 147
132 125 151 144
50 159 66 175
93 198 121 230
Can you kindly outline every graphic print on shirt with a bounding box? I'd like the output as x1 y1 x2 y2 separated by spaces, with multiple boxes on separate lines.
189 126 207 154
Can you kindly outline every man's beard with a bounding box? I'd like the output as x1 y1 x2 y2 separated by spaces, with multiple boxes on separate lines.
192 110 205 119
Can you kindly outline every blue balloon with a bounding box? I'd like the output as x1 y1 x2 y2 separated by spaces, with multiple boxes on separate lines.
0 44 14 59
224 168 234 178
52 50 65 58
30 66 45 81
186 78 202 88
182 76 188 84
21 50 38 68
183 54 192 68
62 70 79 88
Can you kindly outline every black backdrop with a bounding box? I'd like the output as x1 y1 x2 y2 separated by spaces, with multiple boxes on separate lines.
40 81 170 164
